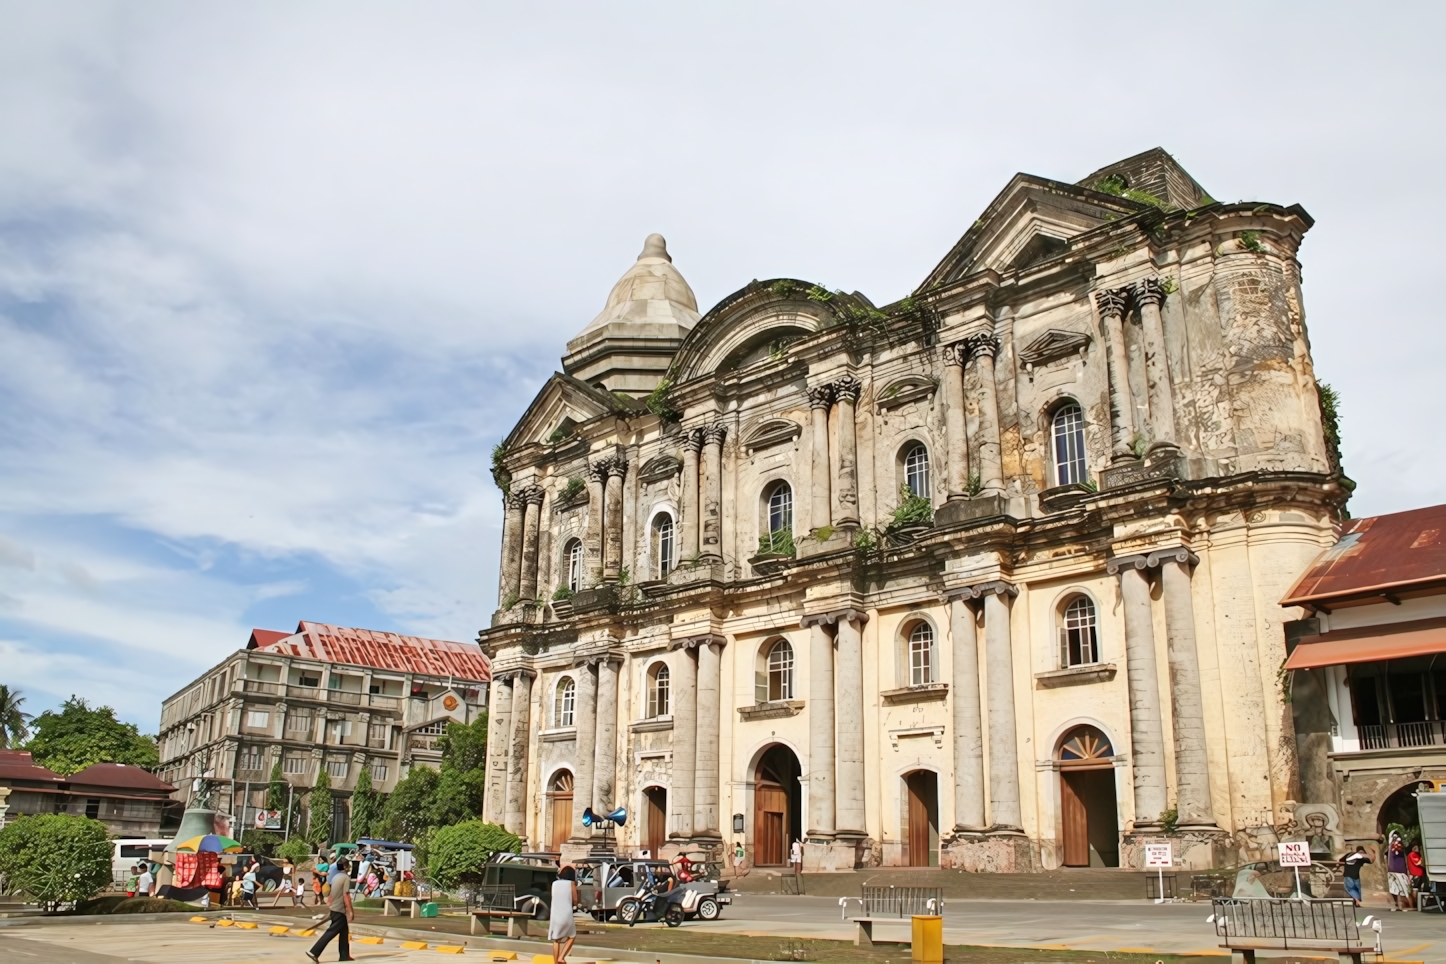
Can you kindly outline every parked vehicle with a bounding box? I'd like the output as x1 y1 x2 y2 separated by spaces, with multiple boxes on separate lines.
617 882 691 927
111 838 169 888
476 852 561 919
576 857 728 921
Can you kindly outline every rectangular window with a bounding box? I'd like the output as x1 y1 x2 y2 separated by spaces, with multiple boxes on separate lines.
368 723 390 747
286 710 312 732
328 676 341 690
298 675 320 688
325 757 349 779
282 753 310 775
245 710 270 728
239 747 263 771
370 763 389 783
85 799 101 820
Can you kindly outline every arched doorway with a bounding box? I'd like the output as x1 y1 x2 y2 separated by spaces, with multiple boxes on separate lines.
1056 726 1119 867
548 769 574 852
753 744 801 866
902 770 939 866
642 786 667 857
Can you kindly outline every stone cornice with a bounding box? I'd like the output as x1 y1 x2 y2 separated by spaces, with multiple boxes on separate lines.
944 580 1019 602
1107 547 1200 574
799 608 869 628
668 633 727 651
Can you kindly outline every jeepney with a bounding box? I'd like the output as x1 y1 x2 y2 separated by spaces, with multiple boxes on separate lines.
575 856 729 921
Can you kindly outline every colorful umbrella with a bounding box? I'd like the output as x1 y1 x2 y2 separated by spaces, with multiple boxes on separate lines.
176 834 243 853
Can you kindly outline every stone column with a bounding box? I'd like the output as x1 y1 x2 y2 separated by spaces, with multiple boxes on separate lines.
942 343 970 499
968 335 1004 497
980 584 1022 830
1094 288 1137 459
694 637 724 837
669 641 697 839
702 424 726 559
504 671 534 839
594 656 620 811
572 661 597 837
483 676 513 823
500 493 525 604
1109 556 1168 829
947 596 986 831
807 384 834 531
1132 278 1177 447
802 618 836 839
519 486 543 601
680 430 702 564
1158 550 1216 828
833 375 861 525
584 463 607 588
834 612 867 835
603 459 626 581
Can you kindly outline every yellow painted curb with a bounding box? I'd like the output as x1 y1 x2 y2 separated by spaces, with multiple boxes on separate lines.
235 921 257 929
401 941 430 950
216 919 234 927
488 953 518 961
357 936 385 944
291 928 317 937
189 916 208 923
436 947 465 955
269 926 291 935
532 956 556 964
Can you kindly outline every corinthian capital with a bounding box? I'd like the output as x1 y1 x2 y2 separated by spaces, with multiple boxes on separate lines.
942 342 966 367
1094 287 1129 319
587 460 609 483
506 489 530 511
1133 277 1167 309
832 374 862 404
965 333 1000 360
604 455 629 479
807 384 835 409
684 428 706 453
523 484 545 506
704 422 728 446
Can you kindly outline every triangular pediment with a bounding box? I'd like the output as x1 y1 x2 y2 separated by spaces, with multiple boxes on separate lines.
504 372 620 449
1018 329 1093 367
917 175 1143 292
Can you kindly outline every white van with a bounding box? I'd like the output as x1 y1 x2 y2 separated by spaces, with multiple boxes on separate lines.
112 839 170 889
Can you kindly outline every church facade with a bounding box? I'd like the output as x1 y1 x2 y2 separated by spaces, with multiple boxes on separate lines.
477 148 1348 872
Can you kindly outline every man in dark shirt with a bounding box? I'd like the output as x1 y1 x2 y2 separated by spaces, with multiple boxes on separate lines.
1340 846 1372 906
307 856 354 962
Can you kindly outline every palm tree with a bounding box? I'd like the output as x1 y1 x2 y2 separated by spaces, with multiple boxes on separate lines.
0 685 33 749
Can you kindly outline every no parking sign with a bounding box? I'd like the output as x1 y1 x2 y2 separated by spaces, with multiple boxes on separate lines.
1278 841 1312 867
1145 843 1172 867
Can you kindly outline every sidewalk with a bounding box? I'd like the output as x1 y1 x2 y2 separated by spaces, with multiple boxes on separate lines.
727 867 1183 900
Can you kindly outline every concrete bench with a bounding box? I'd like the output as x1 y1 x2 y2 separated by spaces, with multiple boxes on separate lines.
470 910 534 938
382 895 422 918
854 918 910 947
1221 938 1371 964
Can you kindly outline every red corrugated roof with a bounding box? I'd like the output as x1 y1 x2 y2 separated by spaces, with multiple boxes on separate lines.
0 749 63 784
248 628 291 649
1282 504 1446 607
250 621 490 681
66 762 176 793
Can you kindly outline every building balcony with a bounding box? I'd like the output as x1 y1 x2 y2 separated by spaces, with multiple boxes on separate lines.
242 680 284 696
1359 721 1446 750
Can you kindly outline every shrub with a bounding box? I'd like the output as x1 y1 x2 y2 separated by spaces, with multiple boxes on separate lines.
757 530 795 555
890 486 934 528
276 837 313 865
307 769 333 846
0 814 112 911
428 821 521 890
240 829 281 857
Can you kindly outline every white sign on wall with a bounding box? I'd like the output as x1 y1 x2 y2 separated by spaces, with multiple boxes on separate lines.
1145 843 1172 868
1278 841 1312 867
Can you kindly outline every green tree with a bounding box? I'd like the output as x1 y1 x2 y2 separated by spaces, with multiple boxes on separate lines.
307 769 333 845
0 814 113 911
431 767 487 827
428 820 520 890
379 765 441 842
24 696 158 775
437 713 488 773
266 760 288 811
240 829 281 856
276 837 312 864
350 766 381 840
0 684 33 749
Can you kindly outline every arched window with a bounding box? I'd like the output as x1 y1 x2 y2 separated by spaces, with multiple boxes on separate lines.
767 481 793 535
907 622 937 686
1052 402 1088 486
564 539 584 592
761 639 794 702
646 662 670 718
553 676 576 727
903 443 930 498
652 514 675 576
1059 595 1099 667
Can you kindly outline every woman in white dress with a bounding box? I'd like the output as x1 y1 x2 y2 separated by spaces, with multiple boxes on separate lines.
549 866 579 964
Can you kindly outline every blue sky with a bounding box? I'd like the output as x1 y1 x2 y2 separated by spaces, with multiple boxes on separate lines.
2 2 1443 731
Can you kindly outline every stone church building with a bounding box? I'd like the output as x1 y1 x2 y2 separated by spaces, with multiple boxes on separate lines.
477 148 1348 872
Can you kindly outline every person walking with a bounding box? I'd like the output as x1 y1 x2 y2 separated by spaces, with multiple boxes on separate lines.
733 842 747 878
1387 834 1411 911
1340 846 1372 907
789 839 802 877
548 866 579 964
306 856 354 963
241 863 259 910
136 863 155 899
1408 843 1428 909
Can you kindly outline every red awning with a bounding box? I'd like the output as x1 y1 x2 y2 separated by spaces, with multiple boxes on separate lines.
1286 620 1446 670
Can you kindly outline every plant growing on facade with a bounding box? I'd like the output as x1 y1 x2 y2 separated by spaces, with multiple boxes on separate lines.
491 443 511 496
1237 230 1264 252
805 285 833 303
1160 808 1179 832
1160 275 1179 295
560 476 585 503
757 530 795 556
768 279 799 298
1129 431 1149 459
0 814 113 911
889 486 934 529
644 378 679 422
965 472 982 497
551 585 574 602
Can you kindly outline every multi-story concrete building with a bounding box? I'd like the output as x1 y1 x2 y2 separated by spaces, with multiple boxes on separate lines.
157 621 490 833
478 147 1349 873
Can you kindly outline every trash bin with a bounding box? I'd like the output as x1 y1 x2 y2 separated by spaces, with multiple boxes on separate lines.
911 915 943 963
420 902 439 918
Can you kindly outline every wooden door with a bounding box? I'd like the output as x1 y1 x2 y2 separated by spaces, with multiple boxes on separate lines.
755 784 788 865
907 776 930 866
1060 771 1089 867
644 787 666 856
549 770 574 852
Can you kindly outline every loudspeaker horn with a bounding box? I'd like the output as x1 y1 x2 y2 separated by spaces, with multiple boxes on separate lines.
607 806 627 827
582 807 597 827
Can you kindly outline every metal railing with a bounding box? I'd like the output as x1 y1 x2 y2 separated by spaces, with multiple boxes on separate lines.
328 690 363 705
1359 721 1445 749
242 680 282 695
846 886 944 918
1210 898 1366 950
467 884 516 912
